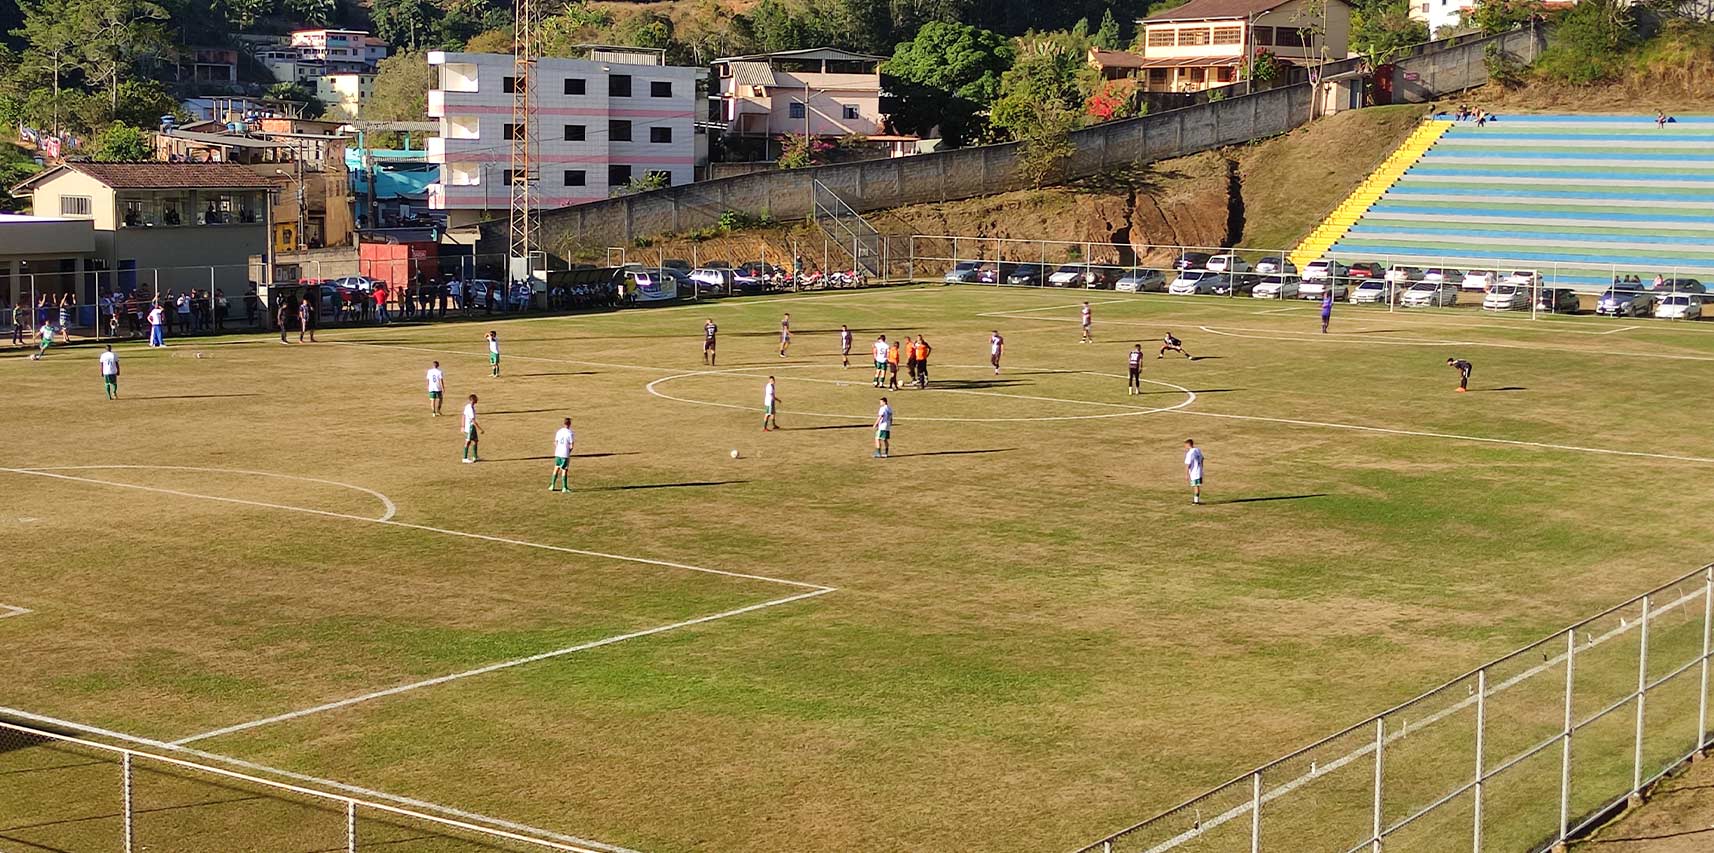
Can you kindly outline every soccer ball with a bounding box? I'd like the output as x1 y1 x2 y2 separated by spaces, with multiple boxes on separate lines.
30 353 40 361
195 352 204 359
730 449 741 459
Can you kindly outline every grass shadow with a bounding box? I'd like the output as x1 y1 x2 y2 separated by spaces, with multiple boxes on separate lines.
583 480 748 492
888 448 1016 458
1214 493 1329 505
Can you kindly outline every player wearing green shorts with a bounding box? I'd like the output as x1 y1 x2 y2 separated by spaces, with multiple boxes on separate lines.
549 417 575 492
762 377 779 431
99 345 120 399
461 394 483 462
35 322 54 359
872 397 892 458
871 335 888 387
485 331 500 377
426 361 445 415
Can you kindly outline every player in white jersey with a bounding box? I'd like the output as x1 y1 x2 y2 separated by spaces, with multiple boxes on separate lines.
549 418 575 492
1080 302 1093 343
461 394 484 462
778 313 792 357
1184 438 1205 505
839 325 853 368
486 331 501 377
762 376 780 431
872 397 893 458
426 361 445 415
99 345 120 399
871 335 889 387
989 331 1005 375
1127 345 1143 395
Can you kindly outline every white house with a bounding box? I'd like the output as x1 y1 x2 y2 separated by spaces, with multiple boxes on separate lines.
425 49 702 229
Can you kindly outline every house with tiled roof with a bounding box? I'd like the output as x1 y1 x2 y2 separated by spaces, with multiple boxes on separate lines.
1133 0 1351 93
10 162 280 299
711 48 919 158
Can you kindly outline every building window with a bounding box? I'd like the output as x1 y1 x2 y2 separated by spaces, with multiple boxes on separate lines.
564 169 586 187
609 164 631 187
610 74 631 97
564 124 585 141
788 102 805 120
59 195 92 216
1179 28 1210 46
1253 26 1275 45
1146 30 1174 48
1216 66 1235 82
1148 68 1169 84
650 80 672 97
1189 67 1207 82
644 170 671 187
503 123 521 140
1274 27 1306 47
503 75 517 93
564 77 585 95
609 119 632 141
1213 26 1242 44
650 126 672 143
841 104 859 120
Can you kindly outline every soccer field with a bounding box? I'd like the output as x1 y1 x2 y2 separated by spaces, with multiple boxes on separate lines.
4 285 1712 852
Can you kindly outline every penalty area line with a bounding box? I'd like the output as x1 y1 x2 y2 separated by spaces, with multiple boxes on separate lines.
0 604 31 619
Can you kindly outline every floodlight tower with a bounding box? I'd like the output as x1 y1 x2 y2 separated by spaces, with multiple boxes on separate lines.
508 0 541 282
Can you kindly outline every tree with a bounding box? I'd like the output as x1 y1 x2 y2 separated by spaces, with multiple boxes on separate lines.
110 79 180 128
364 50 433 144
1465 0 1544 33
1093 9 1122 49
1085 77 1140 121
990 31 1095 141
372 0 438 49
266 81 325 117
464 27 512 53
610 170 672 196
1013 99 1078 187
1351 0 1430 64
1534 0 1636 83
90 121 150 159
882 21 1014 147
12 0 83 132
283 0 333 25
74 0 171 111
209 0 271 29
776 133 833 168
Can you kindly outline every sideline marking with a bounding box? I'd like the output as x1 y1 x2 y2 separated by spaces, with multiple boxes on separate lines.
1197 325 1714 362
17 464 398 522
644 363 1198 423
0 604 31 619
0 706 638 853
172 586 834 745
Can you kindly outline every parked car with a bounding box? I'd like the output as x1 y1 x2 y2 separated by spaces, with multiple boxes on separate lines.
1255 256 1296 276
1422 267 1463 285
1401 280 1460 307
1350 279 1395 304
1210 272 1258 296
1506 270 1543 290
1385 265 1425 287
1252 274 1301 299
1168 269 1219 295
1006 264 1048 285
1115 268 1167 293
1206 253 1252 274
689 267 736 295
944 261 983 283
1301 258 1346 286
735 261 781 287
1596 288 1654 317
981 263 1022 284
1346 261 1386 282
652 267 691 291
1176 251 1211 271
1462 270 1498 292
1535 287 1581 314
328 275 381 292
1652 277 1706 293
1084 266 1125 289
465 279 500 308
1655 293 1704 320
1047 264 1086 286
662 258 692 272
702 260 734 269
1481 284 1530 311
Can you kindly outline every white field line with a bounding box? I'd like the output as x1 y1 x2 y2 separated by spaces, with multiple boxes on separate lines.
0 706 639 853
21 464 397 522
1197 325 1714 362
1593 325 1639 335
975 297 1129 317
1253 305 1309 314
172 586 835 745
1167 409 1714 465
0 604 31 619
1118 585 1707 853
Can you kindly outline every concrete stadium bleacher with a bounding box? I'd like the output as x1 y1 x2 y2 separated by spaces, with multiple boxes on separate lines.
1325 115 1714 289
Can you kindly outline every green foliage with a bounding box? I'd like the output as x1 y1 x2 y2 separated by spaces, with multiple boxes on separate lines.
882 21 1014 148
363 50 433 145
1093 9 1122 49
111 79 181 128
776 133 833 169
1351 0 1430 63
1465 0 1543 34
90 121 150 160
1012 99 1078 188
1245 48 1283 83
1483 41 1527 87
0 144 44 212
266 81 325 117
283 0 333 25
990 31 1095 141
610 170 672 197
1534 0 1637 84
464 27 513 53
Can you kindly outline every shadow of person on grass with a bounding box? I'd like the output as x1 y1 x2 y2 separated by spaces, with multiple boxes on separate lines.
1211 494 1328 505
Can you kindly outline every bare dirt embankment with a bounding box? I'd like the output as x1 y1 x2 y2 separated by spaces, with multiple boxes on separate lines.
602 104 1429 269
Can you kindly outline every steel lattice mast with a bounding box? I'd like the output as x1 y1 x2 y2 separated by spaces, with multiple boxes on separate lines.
507 0 539 279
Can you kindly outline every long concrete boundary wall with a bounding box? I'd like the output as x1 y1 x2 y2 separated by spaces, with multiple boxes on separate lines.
517 26 1545 256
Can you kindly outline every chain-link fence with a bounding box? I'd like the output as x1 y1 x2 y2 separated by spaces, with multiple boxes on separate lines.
1077 564 1714 853
0 719 618 852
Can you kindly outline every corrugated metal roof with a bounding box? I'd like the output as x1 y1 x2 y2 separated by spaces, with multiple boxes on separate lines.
729 61 778 87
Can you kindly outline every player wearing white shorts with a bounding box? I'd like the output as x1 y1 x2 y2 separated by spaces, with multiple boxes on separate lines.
703 319 718 366
989 331 1004 375
1127 345 1143 395
1184 438 1204 505
426 361 445 415
840 324 853 368
872 397 893 458
1080 302 1093 343
549 418 575 492
871 335 889 387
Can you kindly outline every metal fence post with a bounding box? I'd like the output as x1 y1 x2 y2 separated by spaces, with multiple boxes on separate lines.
1702 567 1713 753
122 751 134 853
347 799 357 853
1251 771 1262 853
1634 594 1651 796
1559 628 1575 843
1372 718 1384 853
1473 668 1486 852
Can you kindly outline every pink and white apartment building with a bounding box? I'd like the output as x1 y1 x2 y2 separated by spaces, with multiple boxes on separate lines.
426 51 701 229
289 29 388 74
